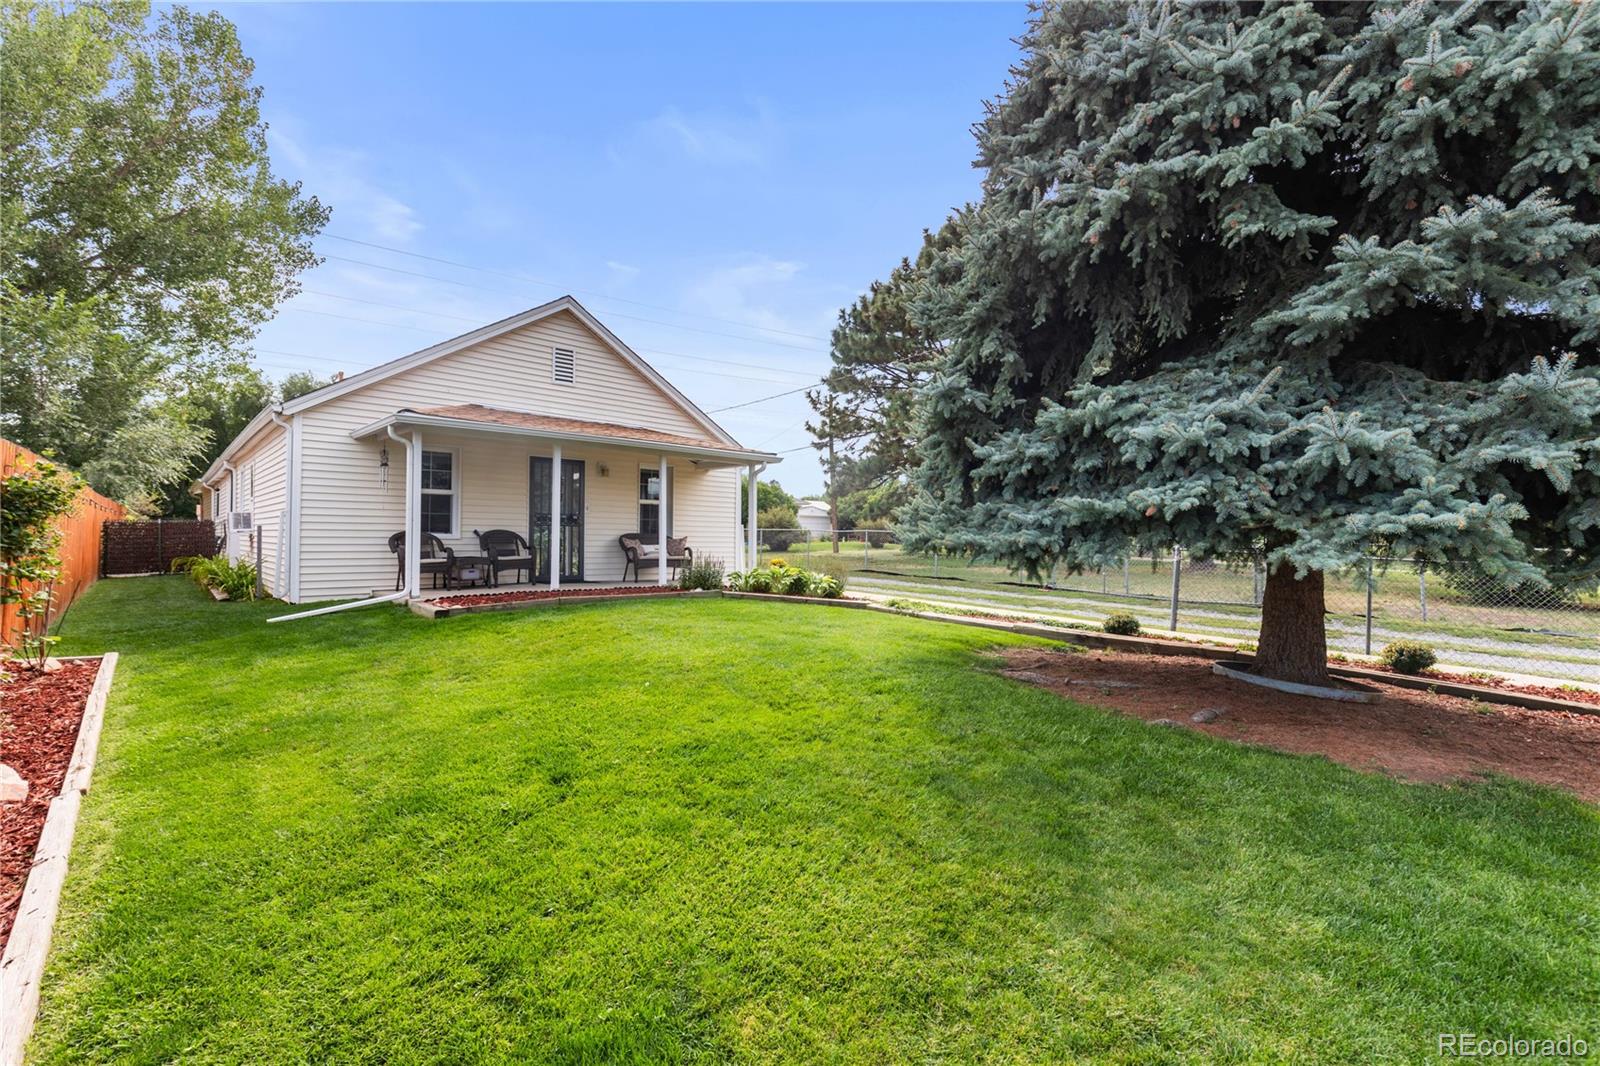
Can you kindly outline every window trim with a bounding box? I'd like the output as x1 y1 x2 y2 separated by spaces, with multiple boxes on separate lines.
637 464 671 538
420 447 461 539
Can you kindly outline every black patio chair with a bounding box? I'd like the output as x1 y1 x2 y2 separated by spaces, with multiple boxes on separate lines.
475 528 535 586
619 533 693 582
388 531 454 590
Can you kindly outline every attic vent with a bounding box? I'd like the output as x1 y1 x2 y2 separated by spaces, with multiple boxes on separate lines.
552 348 576 384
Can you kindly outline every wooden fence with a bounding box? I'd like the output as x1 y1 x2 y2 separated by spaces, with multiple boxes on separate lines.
1 439 126 650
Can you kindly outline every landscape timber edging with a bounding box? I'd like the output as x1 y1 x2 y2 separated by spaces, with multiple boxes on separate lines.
0 652 118 1066
1212 659 1382 703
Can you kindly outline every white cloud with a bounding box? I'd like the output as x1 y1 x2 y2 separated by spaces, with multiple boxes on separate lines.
606 260 641 287
682 255 808 335
615 101 781 168
268 121 422 244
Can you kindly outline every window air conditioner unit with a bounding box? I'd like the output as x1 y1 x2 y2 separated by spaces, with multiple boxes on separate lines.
229 511 254 532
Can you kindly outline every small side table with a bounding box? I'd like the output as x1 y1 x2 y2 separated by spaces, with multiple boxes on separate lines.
449 554 491 589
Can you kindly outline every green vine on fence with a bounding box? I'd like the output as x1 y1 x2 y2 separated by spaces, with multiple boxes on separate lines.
0 455 82 666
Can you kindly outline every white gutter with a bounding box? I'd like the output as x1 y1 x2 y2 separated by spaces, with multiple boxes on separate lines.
267 427 415 623
348 411 781 467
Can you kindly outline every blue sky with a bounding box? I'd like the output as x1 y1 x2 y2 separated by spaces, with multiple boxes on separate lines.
220 2 1027 495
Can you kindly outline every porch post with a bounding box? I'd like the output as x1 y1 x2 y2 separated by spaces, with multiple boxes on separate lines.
746 463 759 567
657 454 669 585
549 444 562 591
407 431 422 596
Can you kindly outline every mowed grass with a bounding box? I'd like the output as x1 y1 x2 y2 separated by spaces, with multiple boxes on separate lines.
32 577 1599 1064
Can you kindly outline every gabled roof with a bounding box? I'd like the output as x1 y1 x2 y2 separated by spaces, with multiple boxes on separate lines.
280 295 739 444
199 295 748 485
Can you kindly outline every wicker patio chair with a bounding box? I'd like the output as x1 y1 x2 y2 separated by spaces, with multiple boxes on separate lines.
475 528 535 586
388 531 455 590
619 533 693 582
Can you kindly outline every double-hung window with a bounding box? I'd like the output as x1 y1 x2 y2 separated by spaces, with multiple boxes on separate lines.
638 466 670 538
421 449 458 537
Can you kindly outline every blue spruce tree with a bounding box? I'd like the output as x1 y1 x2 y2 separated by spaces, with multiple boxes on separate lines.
901 1 1600 685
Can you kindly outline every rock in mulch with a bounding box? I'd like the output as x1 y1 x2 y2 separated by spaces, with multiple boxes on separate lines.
1191 707 1226 724
0 764 26 803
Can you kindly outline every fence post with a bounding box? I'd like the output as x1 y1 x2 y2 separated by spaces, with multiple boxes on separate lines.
255 533 265 599
1123 556 1130 595
932 552 939 578
863 534 869 566
1169 545 1182 631
1365 559 1375 656
1252 559 1263 607
1419 567 1428 622
156 519 164 572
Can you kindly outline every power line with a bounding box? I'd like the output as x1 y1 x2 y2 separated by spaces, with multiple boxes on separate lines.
320 253 829 355
707 384 819 413
276 305 812 384
323 233 831 344
298 288 819 380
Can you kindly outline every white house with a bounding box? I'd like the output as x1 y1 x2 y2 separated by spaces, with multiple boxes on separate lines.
197 296 780 604
797 500 832 538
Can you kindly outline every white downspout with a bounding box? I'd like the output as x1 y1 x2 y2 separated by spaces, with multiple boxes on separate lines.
218 461 236 558
746 462 766 567
267 423 415 623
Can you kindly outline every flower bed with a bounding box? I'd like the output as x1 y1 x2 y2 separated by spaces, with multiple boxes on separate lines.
0 659 99 950
430 585 690 608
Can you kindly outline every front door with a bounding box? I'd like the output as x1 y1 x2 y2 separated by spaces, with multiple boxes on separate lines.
529 457 585 582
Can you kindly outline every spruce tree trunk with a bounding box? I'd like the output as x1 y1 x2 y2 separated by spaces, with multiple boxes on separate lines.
1253 564 1330 686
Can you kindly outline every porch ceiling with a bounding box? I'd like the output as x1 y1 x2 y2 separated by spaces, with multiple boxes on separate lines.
351 403 781 468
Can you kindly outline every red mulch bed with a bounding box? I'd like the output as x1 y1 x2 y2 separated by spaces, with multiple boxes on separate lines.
1 658 99 951
432 585 690 608
1354 661 1600 707
996 647 1600 803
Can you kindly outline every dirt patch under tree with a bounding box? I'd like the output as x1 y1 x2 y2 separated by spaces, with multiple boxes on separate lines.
996 646 1600 803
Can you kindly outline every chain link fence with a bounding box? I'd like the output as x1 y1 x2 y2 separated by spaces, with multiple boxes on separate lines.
751 529 1600 687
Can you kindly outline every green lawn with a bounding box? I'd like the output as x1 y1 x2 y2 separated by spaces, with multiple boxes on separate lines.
33 577 1598 1063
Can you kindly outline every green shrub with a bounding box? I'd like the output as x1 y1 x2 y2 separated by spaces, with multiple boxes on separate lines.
1380 640 1437 674
168 555 205 574
1103 612 1141 636
773 565 812 596
806 573 843 598
743 568 775 594
758 506 799 550
187 554 258 601
679 557 725 591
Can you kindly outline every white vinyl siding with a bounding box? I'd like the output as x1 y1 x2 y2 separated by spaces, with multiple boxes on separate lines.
293 309 743 600
225 424 289 595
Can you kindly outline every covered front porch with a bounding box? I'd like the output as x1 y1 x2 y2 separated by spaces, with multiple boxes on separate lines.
350 403 779 602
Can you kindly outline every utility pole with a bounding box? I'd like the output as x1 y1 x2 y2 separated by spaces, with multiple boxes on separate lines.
827 393 840 554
